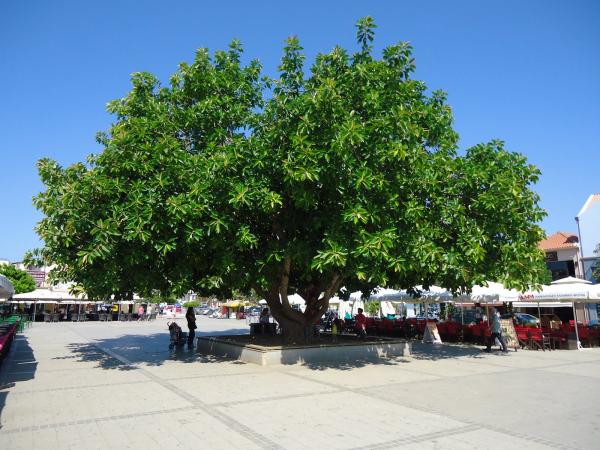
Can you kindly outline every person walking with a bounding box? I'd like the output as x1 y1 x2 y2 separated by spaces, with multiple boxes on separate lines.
186 307 197 349
486 308 508 353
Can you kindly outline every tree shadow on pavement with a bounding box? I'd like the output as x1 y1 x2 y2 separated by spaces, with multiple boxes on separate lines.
282 341 486 370
289 353 413 371
62 328 248 370
0 335 37 429
410 342 487 360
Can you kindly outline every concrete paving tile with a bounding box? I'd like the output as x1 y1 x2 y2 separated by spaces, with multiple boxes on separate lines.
278 362 441 389
396 428 553 450
3 368 150 394
216 391 468 450
177 370 335 405
4 322 600 449
538 361 600 379
142 358 259 380
363 369 600 450
1 382 192 430
398 355 514 377
457 352 584 370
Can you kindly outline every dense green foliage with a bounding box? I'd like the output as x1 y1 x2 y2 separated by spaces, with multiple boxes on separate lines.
364 301 381 317
31 18 548 339
183 300 200 308
0 265 36 294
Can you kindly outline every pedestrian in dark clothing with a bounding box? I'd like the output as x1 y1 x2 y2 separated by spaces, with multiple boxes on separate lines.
186 307 197 349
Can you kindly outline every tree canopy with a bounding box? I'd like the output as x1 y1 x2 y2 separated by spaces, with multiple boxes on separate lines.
30 18 548 340
0 265 36 295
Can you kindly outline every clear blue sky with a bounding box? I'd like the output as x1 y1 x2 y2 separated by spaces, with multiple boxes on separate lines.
1 0 599 262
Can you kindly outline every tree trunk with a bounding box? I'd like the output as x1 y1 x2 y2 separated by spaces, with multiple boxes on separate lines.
265 291 325 344
263 258 342 344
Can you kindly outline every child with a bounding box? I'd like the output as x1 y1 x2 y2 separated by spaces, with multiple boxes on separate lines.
332 320 338 343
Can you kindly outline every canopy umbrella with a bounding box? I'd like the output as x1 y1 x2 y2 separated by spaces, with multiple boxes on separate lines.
369 286 456 303
351 299 364 315
287 294 306 306
0 274 14 299
518 277 595 349
12 287 87 302
379 301 396 317
469 282 520 305
222 301 241 308
337 298 349 319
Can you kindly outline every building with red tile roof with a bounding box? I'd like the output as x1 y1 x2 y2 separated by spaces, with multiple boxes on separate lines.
538 231 581 280
539 231 579 251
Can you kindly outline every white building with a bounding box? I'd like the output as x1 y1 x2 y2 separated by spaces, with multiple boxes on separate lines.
538 231 582 280
576 193 600 282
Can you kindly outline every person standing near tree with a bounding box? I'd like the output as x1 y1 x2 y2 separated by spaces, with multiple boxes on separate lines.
355 308 367 340
186 307 197 349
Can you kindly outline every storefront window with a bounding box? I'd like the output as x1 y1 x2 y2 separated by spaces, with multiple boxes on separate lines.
546 260 575 280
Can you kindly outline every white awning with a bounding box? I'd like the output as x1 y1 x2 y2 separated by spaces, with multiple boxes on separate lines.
8 300 58 304
12 288 87 301
519 280 600 303
514 302 573 308
0 274 14 299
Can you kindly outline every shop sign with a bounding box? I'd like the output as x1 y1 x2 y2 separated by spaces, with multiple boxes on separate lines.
422 322 442 344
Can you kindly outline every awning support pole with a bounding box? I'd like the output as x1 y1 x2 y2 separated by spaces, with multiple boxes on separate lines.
572 302 582 350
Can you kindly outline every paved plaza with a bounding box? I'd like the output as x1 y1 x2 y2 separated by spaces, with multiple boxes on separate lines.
1 318 599 449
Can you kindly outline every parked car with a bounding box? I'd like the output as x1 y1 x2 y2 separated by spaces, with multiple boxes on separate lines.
207 308 222 318
196 307 212 315
245 306 262 317
503 313 540 327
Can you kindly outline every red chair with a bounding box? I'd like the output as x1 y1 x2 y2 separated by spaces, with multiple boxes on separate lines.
462 324 474 343
527 328 551 351
446 322 461 342
382 319 394 336
550 329 567 349
436 322 447 339
577 327 591 347
471 325 482 344
365 317 377 335
589 328 600 347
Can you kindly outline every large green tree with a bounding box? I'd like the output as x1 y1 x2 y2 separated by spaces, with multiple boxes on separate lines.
31 18 548 341
0 265 36 294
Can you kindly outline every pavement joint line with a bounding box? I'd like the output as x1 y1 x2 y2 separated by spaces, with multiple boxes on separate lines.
211 388 343 408
5 364 125 375
364 353 600 382
164 370 267 382
348 424 481 450
2 379 154 396
0 406 197 435
64 327 285 450
280 370 576 450
440 354 600 378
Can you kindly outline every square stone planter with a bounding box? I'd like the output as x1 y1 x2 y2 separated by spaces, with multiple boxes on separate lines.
196 335 411 366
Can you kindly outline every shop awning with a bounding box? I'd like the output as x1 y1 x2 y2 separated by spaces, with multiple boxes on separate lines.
9 300 58 304
514 302 573 308
12 288 87 302
222 301 241 308
0 274 14 299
